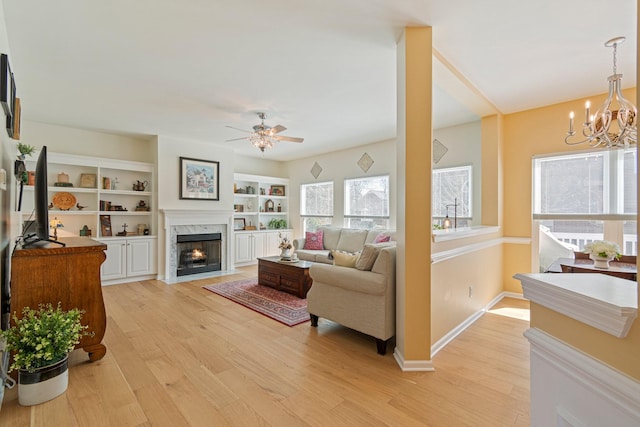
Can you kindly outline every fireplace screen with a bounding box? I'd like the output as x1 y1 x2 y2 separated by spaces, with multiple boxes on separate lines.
176 233 222 276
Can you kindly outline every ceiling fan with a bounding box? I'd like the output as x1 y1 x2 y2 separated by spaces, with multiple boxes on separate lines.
226 112 304 152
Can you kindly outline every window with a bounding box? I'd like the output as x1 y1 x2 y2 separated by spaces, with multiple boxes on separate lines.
533 148 637 255
432 165 472 227
344 175 389 229
300 181 333 232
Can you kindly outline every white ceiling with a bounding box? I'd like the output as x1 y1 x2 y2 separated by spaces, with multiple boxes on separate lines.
2 0 637 161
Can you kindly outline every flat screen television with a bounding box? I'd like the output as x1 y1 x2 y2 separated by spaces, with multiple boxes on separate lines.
22 146 64 247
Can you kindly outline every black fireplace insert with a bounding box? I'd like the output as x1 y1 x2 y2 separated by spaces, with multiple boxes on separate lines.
176 233 222 276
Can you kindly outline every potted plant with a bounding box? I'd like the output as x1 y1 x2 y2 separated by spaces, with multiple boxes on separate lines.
1 303 91 406
583 240 621 269
16 142 35 160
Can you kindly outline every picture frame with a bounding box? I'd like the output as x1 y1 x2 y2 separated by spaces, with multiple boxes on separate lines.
99 215 112 237
1 54 14 118
270 185 285 196
180 156 220 200
80 173 97 188
234 218 246 231
12 97 20 140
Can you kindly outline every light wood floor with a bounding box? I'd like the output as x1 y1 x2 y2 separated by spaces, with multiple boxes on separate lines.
1 267 530 426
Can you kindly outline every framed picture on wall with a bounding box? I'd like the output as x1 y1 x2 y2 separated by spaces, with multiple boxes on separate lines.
234 218 246 231
180 157 220 200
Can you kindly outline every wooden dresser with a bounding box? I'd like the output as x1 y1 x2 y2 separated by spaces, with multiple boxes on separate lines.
10 237 108 362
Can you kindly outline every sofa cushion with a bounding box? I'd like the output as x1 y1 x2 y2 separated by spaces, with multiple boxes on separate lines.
303 230 324 250
355 242 393 271
296 249 332 264
309 263 386 295
319 226 343 250
331 250 361 268
336 229 369 253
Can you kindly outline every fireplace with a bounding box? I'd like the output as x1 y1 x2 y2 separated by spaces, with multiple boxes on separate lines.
176 233 222 276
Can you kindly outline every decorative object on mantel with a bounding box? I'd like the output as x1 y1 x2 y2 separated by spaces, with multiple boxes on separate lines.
310 161 323 179
357 152 374 173
433 138 448 164
583 240 621 269
565 37 637 148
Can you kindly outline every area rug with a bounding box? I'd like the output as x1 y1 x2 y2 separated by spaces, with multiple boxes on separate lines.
203 278 310 326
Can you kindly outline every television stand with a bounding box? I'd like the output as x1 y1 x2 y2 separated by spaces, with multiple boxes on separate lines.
11 237 108 361
21 233 66 248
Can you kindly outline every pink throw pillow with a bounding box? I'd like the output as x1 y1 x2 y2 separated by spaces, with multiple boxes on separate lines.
304 230 324 250
374 233 391 243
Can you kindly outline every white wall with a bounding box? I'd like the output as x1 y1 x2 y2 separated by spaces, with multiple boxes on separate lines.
234 154 287 178
433 120 482 225
285 138 397 238
21 120 154 163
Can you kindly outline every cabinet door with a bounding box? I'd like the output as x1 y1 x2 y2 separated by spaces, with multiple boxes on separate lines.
264 231 281 257
235 233 253 263
127 239 156 277
252 233 265 259
101 239 127 281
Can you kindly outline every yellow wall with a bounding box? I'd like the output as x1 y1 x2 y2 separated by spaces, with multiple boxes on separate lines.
504 87 640 380
396 27 432 361
431 240 503 343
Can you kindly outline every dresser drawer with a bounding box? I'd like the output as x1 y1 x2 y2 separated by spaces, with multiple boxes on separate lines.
259 271 280 288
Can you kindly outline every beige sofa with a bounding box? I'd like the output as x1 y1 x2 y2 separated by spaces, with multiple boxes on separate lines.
293 227 396 354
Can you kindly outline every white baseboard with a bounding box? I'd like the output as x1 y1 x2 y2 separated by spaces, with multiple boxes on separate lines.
431 291 525 357
393 347 435 372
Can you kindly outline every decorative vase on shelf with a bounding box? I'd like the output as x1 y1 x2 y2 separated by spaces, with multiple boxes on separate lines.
590 253 613 269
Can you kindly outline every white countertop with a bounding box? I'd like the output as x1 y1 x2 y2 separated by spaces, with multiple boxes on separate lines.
514 273 638 338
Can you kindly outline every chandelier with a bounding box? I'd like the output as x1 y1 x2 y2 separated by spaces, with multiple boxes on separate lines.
248 132 276 152
565 36 637 148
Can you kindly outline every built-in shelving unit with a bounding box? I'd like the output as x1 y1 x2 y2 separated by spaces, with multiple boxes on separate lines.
233 173 292 266
18 151 157 283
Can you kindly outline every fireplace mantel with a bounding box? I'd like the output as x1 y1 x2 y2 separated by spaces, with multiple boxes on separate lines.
162 210 234 282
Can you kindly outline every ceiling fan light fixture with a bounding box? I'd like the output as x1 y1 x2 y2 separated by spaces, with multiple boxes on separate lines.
248 133 275 152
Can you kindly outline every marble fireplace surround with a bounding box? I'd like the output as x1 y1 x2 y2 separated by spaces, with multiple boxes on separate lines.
162 210 234 283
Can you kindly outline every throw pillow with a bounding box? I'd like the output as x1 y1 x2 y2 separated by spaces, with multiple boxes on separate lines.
331 250 361 268
374 233 391 243
355 242 395 271
355 243 382 271
303 230 324 250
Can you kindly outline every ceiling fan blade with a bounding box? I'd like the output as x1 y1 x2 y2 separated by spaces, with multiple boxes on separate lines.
269 125 287 135
225 125 252 133
224 136 249 142
275 135 304 143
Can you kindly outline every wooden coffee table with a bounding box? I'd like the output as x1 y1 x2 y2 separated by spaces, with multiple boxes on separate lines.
257 256 313 298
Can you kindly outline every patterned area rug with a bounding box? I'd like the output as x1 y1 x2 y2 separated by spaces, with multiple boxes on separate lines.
203 278 310 326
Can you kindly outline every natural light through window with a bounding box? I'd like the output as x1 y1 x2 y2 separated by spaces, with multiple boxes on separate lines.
300 181 333 232
344 175 389 229
533 148 637 255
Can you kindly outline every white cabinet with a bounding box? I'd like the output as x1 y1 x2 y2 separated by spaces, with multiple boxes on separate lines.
100 237 157 283
234 232 265 265
234 230 292 265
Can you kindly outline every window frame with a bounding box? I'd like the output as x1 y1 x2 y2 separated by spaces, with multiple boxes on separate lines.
432 165 473 220
300 180 334 232
343 174 390 229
